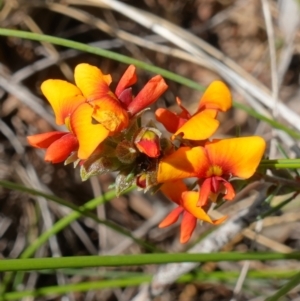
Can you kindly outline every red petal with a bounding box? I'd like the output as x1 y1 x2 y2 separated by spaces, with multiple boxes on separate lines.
176 97 191 119
155 108 186 134
127 75 168 116
45 133 78 163
118 88 133 108
216 177 236 200
198 178 212 207
159 206 184 228
180 211 197 243
27 131 67 148
115 65 137 97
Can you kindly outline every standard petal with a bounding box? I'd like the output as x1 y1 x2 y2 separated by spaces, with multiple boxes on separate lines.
198 81 232 112
115 65 137 97
155 108 186 133
173 109 219 140
160 180 188 205
180 211 197 243
27 131 67 148
157 146 210 182
70 103 110 159
41 80 85 125
181 191 215 223
205 136 266 179
91 96 129 133
127 75 168 116
45 133 78 163
158 206 184 228
74 63 112 101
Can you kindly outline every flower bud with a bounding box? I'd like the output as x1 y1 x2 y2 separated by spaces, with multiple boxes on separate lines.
134 127 161 158
116 140 137 164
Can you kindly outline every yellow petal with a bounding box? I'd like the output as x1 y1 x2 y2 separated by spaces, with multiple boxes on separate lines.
74 63 112 101
91 96 129 133
182 191 227 225
205 136 266 179
181 191 214 223
173 109 219 140
41 80 85 125
157 146 210 182
70 103 110 159
198 81 232 112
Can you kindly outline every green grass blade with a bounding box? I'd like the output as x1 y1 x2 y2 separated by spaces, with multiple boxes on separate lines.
265 270 300 301
1 252 300 271
0 181 158 253
260 159 300 169
0 28 298 139
0 269 298 301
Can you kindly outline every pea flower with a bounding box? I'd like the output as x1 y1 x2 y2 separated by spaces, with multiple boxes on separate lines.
157 137 266 207
155 81 231 140
159 180 226 243
28 64 167 161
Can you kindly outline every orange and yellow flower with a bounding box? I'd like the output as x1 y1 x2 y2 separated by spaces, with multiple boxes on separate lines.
28 64 168 161
159 180 226 243
157 137 266 207
155 81 231 140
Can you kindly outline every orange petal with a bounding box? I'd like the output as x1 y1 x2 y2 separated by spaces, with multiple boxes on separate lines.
159 206 184 228
115 65 137 97
219 178 235 200
205 136 266 179
155 108 186 133
176 97 191 119
182 191 227 225
45 133 78 163
157 146 210 183
160 180 188 205
180 211 197 243
41 80 85 125
173 109 219 140
91 96 129 133
181 191 215 223
74 64 112 101
198 81 232 112
198 178 212 207
27 131 67 148
127 75 168 116
70 103 110 159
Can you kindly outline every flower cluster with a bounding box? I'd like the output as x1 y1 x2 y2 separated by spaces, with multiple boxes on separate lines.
27 63 266 243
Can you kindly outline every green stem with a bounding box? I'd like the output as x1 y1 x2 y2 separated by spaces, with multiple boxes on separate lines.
0 181 158 253
0 269 297 301
0 28 298 139
1 252 300 271
265 270 300 301
260 159 300 169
